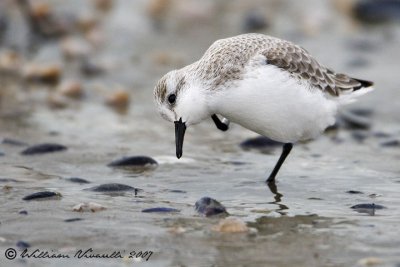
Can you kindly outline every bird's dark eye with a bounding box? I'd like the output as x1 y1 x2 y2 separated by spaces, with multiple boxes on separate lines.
168 94 176 104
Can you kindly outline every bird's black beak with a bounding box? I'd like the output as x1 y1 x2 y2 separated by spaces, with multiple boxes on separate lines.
174 118 186 159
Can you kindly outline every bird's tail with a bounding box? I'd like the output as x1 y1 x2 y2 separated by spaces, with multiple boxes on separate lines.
337 78 374 105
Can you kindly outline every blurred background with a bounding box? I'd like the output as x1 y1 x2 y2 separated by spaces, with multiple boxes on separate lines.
1 1 400 267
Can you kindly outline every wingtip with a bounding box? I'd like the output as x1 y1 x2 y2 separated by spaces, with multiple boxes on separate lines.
355 78 374 89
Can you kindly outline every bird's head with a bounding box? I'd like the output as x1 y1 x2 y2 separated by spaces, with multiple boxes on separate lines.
154 69 209 159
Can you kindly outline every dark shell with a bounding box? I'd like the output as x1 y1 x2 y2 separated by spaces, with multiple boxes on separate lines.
21 143 67 155
22 191 62 201
195 197 228 217
1 138 28 146
141 207 180 213
0 178 20 183
107 156 158 168
346 190 364 194
64 218 84 222
19 210 28 215
65 177 91 184
353 0 400 24
16 241 31 249
85 183 138 192
380 140 400 147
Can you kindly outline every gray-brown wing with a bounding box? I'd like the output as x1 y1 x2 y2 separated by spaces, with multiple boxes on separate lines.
262 40 373 96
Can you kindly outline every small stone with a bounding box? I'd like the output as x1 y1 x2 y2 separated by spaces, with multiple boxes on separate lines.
23 64 61 84
380 140 400 147
76 14 98 34
19 210 28 215
242 10 268 32
351 130 369 142
61 37 90 59
73 202 106 212
0 50 22 73
167 226 186 234
64 218 84 222
357 257 383 266
47 93 69 109
93 0 113 12
107 156 157 169
85 183 139 192
195 197 228 217
80 58 104 76
1 138 28 146
0 178 19 183
105 89 130 110
16 240 31 249
65 177 91 184
21 143 67 155
58 80 84 99
353 0 400 24
346 190 363 194
212 217 249 233
142 207 180 213
23 191 62 201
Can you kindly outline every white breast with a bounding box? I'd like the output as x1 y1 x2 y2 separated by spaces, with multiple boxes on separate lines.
210 64 339 143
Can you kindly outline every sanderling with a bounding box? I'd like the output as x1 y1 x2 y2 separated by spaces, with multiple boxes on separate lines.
154 33 373 183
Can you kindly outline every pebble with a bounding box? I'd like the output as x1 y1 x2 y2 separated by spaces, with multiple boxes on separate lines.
212 217 249 233
1 138 28 146
142 207 180 213
0 178 19 183
195 197 228 217
108 156 157 169
93 0 114 12
47 93 69 109
167 226 186 234
80 58 104 76
353 0 400 24
357 257 383 266
22 64 61 84
380 140 400 147
58 80 84 99
23 191 62 201
19 210 28 215
73 202 106 212
17 240 31 249
85 183 139 192
21 143 67 155
351 130 369 142
0 50 22 73
105 90 130 110
61 37 90 59
64 218 84 222
65 177 91 184
346 190 364 194
242 10 268 32
239 136 281 151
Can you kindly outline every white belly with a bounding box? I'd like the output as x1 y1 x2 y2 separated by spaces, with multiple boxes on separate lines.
212 65 338 143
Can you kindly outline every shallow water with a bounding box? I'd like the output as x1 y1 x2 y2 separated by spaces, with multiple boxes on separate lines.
1 1 400 266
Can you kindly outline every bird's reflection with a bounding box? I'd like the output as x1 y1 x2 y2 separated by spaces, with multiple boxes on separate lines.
266 182 289 215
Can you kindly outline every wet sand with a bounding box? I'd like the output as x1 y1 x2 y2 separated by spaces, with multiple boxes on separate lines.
1 1 400 266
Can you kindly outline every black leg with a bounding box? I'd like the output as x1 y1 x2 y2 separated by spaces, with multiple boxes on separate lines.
266 143 293 183
211 114 229 131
